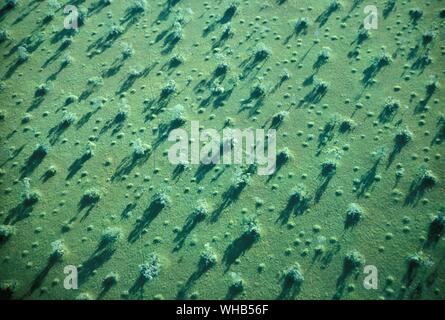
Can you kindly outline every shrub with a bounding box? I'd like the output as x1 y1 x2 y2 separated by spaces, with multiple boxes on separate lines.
254 43 272 61
277 148 291 165
339 118 356 133
284 263 304 285
132 0 148 13
243 216 261 240
321 159 337 176
103 272 119 287
60 111 77 128
344 250 365 271
132 138 151 157
161 80 177 98
409 8 423 21
215 62 229 76
394 128 413 147
289 184 308 204
50 239 65 259
416 167 438 189
35 82 51 97
0 29 10 43
121 42 134 59
17 46 29 62
229 272 244 293
32 143 50 159
82 188 101 204
193 201 209 221
271 111 288 127
294 17 309 32
139 253 160 281
199 243 217 270
21 178 40 206
345 203 364 226
0 225 16 242
152 191 170 208
100 227 122 244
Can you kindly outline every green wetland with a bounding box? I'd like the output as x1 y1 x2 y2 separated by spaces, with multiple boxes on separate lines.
0 0 444 300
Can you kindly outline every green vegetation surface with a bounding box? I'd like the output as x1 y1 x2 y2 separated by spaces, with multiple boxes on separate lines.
0 0 444 300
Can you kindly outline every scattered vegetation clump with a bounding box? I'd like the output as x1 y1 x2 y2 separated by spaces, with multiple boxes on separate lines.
344 250 365 271
229 272 244 294
345 203 364 227
160 80 177 99
409 8 423 22
243 216 261 241
284 263 304 285
152 191 170 208
254 43 272 62
21 178 40 206
81 188 102 205
17 46 29 62
100 227 122 245
199 243 217 270
339 118 356 133
277 148 291 165
50 239 65 259
60 111 77 128
0 225 16 243
321 159 337 176
271 111 288 128
139 253 160 281
132 138 151 157
193 201 209 221
394 128 413 147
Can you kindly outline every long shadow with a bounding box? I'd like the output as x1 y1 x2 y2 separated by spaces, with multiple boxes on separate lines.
173 211 206 252
4 201 35 225
356 157 382 198
277 194 311 225
111 152 150 182
176 261 212 299
424 216 444 248
78 242 116 286
127 200 166 243
222 234 256 272
203 4 237 37
66 150 93 180
47 122 71 145
19 146 48 179
116 63 156 95
333 259 360 300
22 255 59 298
316 120 336 156
210 179 248 223
315 1 341 27
277 275 302 300
404 176 436 207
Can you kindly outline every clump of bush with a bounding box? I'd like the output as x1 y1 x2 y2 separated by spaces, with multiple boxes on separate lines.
199 243 217 270
81 188 102 205
139 253 160 281
284 263 304 285
394 128 413 147
50 239 65 259
0 225 16 243
344 250 365 271
345 203 364 227
21 178 40 206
